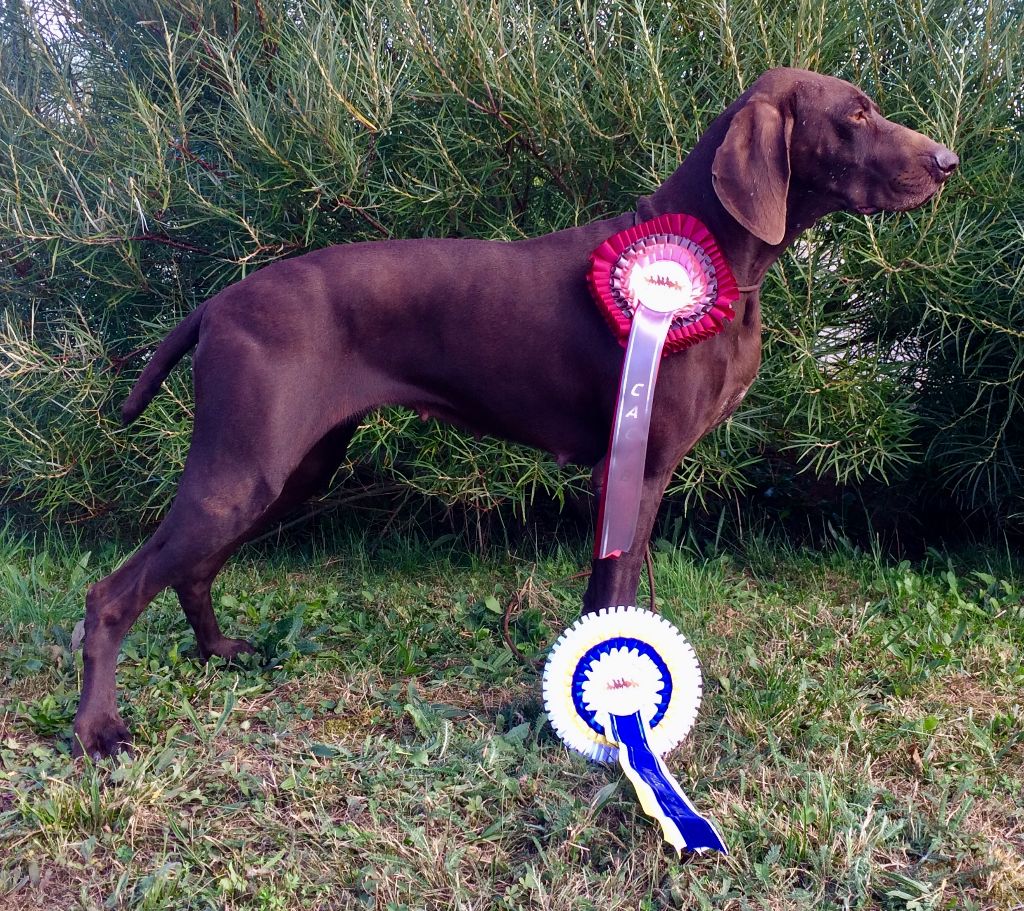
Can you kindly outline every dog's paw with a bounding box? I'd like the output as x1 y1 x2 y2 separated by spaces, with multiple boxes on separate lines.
201 636 256 662
71 715 134 761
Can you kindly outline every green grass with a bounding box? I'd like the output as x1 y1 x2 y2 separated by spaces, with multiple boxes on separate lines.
0 522 1021 910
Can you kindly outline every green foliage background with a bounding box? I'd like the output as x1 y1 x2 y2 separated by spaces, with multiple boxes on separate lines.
0 0 1020 534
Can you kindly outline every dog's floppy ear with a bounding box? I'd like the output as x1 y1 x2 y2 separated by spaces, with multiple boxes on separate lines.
712 98 793 246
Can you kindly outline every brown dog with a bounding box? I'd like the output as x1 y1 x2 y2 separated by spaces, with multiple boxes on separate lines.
72 68 957 758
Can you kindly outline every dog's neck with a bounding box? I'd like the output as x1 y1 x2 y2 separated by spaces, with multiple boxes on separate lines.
634 109 829 294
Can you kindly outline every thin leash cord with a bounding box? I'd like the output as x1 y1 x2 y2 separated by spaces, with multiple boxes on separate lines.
502 546 657 670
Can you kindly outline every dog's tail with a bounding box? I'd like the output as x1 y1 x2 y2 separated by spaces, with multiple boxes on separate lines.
120 301 208 426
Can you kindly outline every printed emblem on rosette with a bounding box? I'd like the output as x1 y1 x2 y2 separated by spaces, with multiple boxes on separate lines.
580 643 667 731
612 238 717 318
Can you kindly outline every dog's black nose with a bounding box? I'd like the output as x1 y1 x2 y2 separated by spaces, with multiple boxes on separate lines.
934 148 959 175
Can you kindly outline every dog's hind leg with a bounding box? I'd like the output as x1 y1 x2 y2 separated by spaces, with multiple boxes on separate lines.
73 368 359 759
73 477 280 759
173 421 358 662
73 482 290 757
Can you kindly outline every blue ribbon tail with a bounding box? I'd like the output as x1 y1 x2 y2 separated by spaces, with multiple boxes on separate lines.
608 711 727 855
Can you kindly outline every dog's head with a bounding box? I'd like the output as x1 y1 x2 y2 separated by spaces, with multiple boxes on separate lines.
711 68 958 245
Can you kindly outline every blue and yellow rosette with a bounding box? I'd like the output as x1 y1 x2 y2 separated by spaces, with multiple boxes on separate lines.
542 605 726 855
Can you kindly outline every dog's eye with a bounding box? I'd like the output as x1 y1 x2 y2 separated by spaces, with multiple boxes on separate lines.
849 109 869 124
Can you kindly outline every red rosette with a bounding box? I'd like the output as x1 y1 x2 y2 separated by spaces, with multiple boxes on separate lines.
587 213 739 354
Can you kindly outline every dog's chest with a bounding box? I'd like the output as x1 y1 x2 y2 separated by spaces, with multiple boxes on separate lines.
713 383 752 428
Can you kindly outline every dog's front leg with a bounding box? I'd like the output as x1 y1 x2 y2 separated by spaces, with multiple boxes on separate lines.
581 463 675 614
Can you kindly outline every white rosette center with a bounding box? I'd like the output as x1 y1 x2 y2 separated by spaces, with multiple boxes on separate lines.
581 646 665 729
616 241 713 320
629 260 696 313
